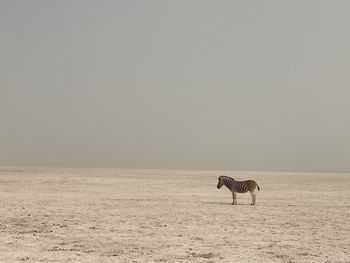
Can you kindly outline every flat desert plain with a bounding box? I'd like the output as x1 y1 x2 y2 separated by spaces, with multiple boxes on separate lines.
0 168 349 263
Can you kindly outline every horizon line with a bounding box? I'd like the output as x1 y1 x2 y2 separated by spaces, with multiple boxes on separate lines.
0 165 349 174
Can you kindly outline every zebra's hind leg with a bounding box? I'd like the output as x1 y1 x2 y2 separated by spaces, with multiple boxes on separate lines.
250 191 256 205
232 191 237 205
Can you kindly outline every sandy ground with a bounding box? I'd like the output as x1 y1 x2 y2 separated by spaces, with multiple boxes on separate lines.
0 168 349 263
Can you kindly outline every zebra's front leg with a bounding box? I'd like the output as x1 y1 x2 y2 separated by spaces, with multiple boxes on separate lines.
232 191 237 205
250 191 256 205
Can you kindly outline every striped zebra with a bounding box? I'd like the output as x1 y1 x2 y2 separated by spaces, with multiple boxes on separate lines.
217 175 260 205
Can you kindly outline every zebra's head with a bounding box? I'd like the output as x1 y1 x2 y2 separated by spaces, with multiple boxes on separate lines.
217 176 224 189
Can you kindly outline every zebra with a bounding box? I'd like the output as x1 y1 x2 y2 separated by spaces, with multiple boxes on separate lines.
217 175 260 205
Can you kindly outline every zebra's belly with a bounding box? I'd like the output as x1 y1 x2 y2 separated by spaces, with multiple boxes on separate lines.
234 189 249 193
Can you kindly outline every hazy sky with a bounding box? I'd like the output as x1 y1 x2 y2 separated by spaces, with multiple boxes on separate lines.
1 1 349 171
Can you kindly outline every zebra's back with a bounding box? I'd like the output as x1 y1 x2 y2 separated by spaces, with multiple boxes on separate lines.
233 180 258 193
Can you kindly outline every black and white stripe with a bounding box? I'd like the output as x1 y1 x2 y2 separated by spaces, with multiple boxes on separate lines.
217 175 260 205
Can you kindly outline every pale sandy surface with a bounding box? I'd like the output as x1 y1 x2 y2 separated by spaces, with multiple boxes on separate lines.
0 168 349 263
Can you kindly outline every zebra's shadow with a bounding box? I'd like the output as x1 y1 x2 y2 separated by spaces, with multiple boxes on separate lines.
202 201 253 206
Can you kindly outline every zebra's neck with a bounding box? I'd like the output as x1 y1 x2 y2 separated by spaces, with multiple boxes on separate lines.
223 177 235 190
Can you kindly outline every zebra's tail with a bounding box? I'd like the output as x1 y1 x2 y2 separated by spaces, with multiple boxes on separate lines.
257 184 260 191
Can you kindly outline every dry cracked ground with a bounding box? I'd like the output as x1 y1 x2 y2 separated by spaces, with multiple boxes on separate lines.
0 168 349 262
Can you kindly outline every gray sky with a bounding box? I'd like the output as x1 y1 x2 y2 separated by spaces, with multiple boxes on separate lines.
1 1 349 171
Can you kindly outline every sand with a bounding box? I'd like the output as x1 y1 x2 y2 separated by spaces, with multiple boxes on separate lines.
0 168 349 263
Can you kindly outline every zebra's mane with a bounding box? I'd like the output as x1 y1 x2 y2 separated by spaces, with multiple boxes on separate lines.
219 175 236 181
